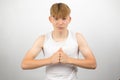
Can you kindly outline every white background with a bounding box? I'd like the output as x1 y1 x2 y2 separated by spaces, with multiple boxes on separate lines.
0 0 120 80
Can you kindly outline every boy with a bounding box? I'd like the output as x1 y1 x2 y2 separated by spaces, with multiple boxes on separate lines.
21 2 96 80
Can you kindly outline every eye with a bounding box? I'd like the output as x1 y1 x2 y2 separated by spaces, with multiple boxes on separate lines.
54 18 58 20
62 18 66 20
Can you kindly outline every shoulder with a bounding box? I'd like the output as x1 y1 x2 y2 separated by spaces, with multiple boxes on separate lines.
32 34 46 48
75 32 87 45
69 30 83 37
76 32 82 37
69 30 84 40
36 34 45 42
37 31 52 40
35 32 52 45
75 32 85 40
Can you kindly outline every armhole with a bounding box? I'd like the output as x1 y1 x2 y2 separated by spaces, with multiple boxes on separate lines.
70 31 80 57
42 32 50 55
75 32 86 59
75 32 79 43
75 32 82 57
75 32 83 45
75 32 79 55
41 34 45 55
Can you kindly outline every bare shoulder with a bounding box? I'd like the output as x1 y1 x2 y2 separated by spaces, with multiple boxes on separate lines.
75 32 89 49
76 32 82 37
76 32 86 42
26 34 46 57
32 34 45 48
36 34 45 43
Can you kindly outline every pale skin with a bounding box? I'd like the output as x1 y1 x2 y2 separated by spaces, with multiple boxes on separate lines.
21 15 96 70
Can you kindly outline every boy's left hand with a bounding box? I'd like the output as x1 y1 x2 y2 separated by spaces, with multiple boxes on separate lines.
59 48 70 64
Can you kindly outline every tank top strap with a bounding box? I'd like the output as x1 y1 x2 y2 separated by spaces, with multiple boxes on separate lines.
44 30 78 43
44 32 51 43
69 31 78 42
42 32 51 54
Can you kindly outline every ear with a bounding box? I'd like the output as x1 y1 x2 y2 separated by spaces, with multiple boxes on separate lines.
49 16 53 23
68 16 71 23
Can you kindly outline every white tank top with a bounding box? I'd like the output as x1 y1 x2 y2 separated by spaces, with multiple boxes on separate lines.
43 30 79 80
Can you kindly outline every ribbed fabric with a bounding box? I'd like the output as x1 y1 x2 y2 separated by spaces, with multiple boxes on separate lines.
43 30 79 80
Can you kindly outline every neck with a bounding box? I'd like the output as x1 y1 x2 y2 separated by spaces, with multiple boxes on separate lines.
52 29 68 41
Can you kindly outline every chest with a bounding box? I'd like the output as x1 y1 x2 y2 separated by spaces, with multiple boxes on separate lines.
43 37 79 58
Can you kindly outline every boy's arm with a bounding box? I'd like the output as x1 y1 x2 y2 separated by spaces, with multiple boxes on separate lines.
68 33 97 69
21 35 51 70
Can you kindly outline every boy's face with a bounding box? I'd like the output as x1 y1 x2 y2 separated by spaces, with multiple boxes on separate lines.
49 15 71 31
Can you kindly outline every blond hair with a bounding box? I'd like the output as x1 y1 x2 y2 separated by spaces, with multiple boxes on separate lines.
50 3 71 18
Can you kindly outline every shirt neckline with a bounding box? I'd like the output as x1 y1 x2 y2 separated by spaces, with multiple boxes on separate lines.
50 30 70 43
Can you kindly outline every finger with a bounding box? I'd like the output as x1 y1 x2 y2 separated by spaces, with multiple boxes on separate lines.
52 58 59 63
60 58 66 63
58 48 63 52
59 48 62 50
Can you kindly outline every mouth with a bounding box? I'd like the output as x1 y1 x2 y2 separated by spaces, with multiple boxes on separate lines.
57 27 64 30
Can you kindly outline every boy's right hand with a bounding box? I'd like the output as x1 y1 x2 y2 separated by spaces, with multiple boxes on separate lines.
50 49 61 64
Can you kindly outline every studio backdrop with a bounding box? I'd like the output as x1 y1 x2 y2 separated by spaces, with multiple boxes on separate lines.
0 0 120 80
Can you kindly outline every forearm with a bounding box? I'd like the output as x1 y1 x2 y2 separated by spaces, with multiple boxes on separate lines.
21 58 51 70
68 57 96 69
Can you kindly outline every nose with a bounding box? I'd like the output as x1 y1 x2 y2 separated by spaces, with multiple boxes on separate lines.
57 19 64 24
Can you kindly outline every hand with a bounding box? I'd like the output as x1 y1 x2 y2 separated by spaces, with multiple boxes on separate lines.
59 48 69 64
49 49 61 64
50 48 70 64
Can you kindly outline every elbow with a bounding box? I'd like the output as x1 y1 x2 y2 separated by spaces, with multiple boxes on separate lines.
21 62 29 70
21 63 26 70
91 64 97 69
91 61 97 69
